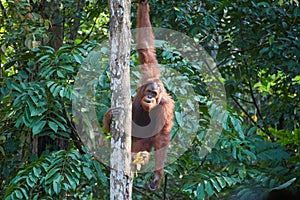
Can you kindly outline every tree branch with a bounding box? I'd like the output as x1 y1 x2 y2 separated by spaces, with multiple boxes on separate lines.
231 94 257 125
242 57 263 120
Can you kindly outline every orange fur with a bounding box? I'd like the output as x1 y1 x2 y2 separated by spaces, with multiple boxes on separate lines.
132 0 175 191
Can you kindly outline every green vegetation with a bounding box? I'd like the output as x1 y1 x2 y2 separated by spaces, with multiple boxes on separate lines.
0 0 299 199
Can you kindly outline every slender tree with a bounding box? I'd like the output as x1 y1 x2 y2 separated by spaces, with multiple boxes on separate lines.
108 0 133 199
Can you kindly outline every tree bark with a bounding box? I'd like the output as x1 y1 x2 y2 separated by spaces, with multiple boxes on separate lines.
109 0 132 199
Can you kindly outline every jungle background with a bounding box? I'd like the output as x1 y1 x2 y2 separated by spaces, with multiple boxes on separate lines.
0 0 299 199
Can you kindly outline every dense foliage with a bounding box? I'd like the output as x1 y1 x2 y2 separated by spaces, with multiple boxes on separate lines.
0 0 299 199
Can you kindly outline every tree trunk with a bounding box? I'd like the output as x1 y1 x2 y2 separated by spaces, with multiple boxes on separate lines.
109 0 132 200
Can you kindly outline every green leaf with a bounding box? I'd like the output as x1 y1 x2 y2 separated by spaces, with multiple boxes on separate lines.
27 100 47 117
30 107 48 117
232 145 237 159
13 94 24 106
93 160 108 185
0 146 5 156
23 107 32 127
53 181 60 195
15 115 24 128
45 168 60 185
48 121 58 133
63 182 71 191
59 88 65 98
259 47 269 55
65 87 72 99
49 83 58 94
10 174 25 184
294 7 299 17
228 163 236 174
15 190 23 199
50 84 62 97
242 149 257 160
65 173 77 190
27 99 36 112
204 180 214 196
230 116 244 139
33 194 39 200
51 155 64 165
238 166 247 179
43 68 55 78
73 53 83 64
32 120 47 135
186 16 193 25
57 70 65 78
10 82 23 93
46 81 55 88
29 172 38 184
70 163 81 179
210 178 222 192
223 176 234 186
83 166 93 180
37 55 50 62
175 111 184 127
216 176 226 188
26 176 34 187
271 178 297 190
196 183 205 200
59 65 74 72
247 126 257 135
49 117 67 131
33 167 41 177
53 175 63 194
19 187 29 199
